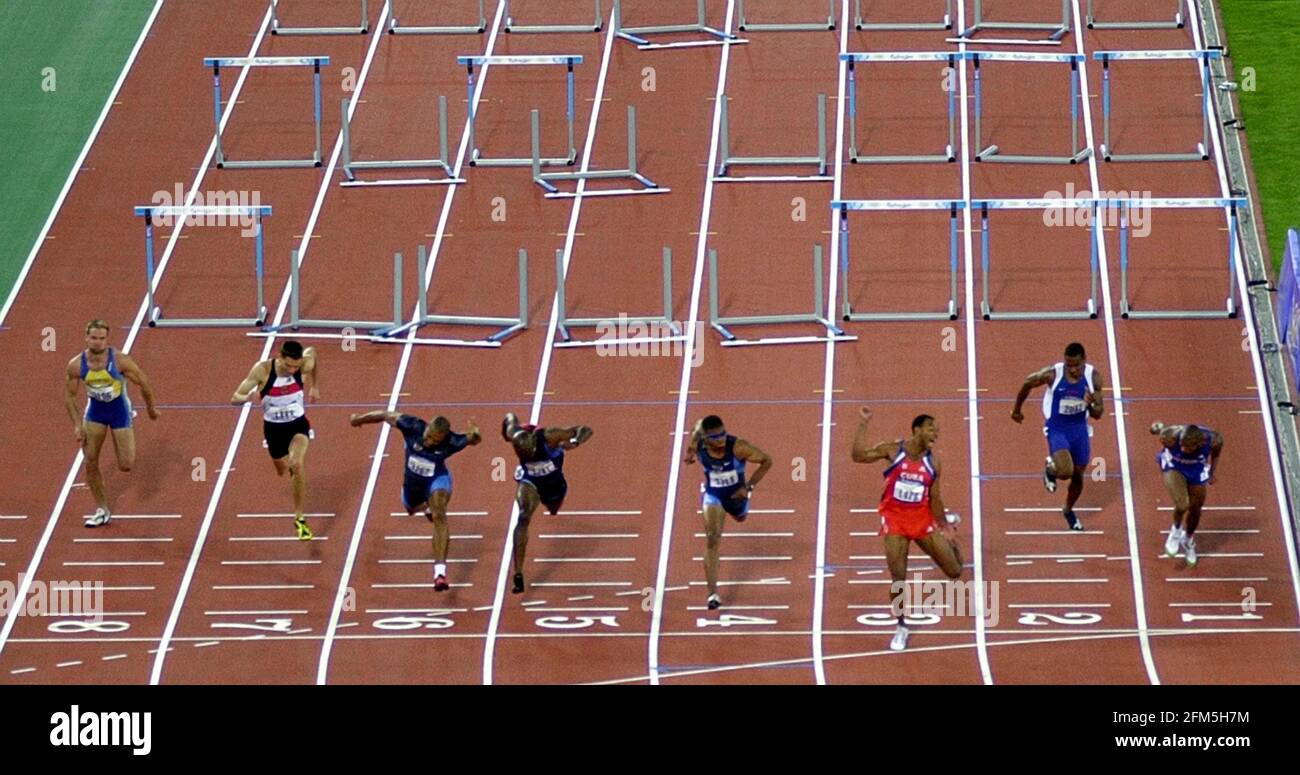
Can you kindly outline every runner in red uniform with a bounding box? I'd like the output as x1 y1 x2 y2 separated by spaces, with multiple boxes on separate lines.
851 408 963 651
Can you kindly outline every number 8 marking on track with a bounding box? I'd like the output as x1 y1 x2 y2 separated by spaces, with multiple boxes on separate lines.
48 620 131 634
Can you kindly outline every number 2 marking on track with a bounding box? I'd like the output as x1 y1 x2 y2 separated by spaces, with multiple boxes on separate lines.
1017 612 1103 626
534 615 620 630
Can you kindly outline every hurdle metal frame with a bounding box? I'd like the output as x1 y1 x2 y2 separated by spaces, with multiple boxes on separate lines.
613 0 747 51
844 52 958 164
271 0 368 35
855 0 952 31
971 52 1092 165
270 248 404 334
1087 0 1183 30
1095 50 1221 163
388 0 486 34
555 247 680 347
340 95 465 187
531 105 667 198
958 0 1070 42
709 245 855 347
505 0 602 33
460 54 580 168
206 56 328 169
973 198 1100 321
135 205 272 329
1110 197 1245 320
833 200 963 322
375 245 529 345
738 0 836 32
714 93 830 182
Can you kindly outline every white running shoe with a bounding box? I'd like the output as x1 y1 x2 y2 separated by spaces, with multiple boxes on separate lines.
889 624 911 652
1182 535 1198 567
706 593 721 610
84 507 112 528
1164 526 1183 557
1042 457 1058 494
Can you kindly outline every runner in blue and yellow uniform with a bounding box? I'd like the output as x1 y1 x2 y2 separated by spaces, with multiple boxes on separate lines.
63 319 159 527
502 411 593 594
1150 422 1224 566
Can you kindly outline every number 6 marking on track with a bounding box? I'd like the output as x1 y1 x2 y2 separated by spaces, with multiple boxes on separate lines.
373 615 455 631
48 619 131 634
534 615 620 630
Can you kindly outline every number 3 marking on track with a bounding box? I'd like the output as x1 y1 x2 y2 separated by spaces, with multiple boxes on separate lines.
534 615 620 630
1017 612 1102 626
856 613 942 627
48 619 131 634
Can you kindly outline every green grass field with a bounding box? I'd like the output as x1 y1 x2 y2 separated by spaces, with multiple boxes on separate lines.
1219 0 1300 269
0 0 156 307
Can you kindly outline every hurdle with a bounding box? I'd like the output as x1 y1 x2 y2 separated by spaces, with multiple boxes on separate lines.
714 93 829 182
613 0 747 51
855 0 952 31
388 0 486 34
269 248 404 334
505 0 601 33
205 56 328 169
738 0 835 32
1110 197 1245 320
134 205 271 329
271 0 368 35
970 52 1092 165
973 198 1100 321
532 105 668 198
341 95 465 187
1087 0 1183 30
459 54 580 168
374 245 528 346
832 200 963 322
843 53 958 165
555 247 680 347
1095 50 1221 163
957 0 1070 43
709 245 855 347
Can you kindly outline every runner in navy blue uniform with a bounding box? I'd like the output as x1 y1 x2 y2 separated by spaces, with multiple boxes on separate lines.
502 411 593 594
351 410 482 590
1011 343 1106 530
1150 422 1224 566
683 415 772 610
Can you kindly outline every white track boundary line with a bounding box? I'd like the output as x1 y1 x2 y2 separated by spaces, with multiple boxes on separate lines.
647 0 739 687
148 3 393 685
0 4 274 664
812 0 850 686
0 0 164 324
1070 0 1159 684
955 0 994 685
1189 0 1300 622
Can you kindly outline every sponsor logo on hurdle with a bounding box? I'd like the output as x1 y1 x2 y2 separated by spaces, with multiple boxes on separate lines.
890 574 1001 627
1041 183 1154 238
0 574 104 619
49 706 152 756
149 183 265 237
593 314 706 367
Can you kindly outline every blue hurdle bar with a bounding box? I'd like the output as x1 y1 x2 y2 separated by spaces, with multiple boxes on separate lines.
972 199 1100 320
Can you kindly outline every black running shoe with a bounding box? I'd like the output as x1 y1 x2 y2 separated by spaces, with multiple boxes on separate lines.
512 572 525 594
1063 510 1083 531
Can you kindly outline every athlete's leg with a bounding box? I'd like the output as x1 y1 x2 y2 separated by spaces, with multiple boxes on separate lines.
109 426 136 472
702 503 726 599
884 534 911 617
429 489 451 564
511 482 542 591
82 421 110 510
1163 470 1191 529
1064 470 1085 512
916 532 964 579
287 434 310 519
1185 483 1208 537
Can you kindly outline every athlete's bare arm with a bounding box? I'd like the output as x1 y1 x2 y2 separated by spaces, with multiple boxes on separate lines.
1150 422 1184 448
231 361 270 406
683 419 705 464
929 454 948 522
117 354 160 420
1086 368 1106 420
463 421 483 446
851 408 898 464
733 439 773 490
65 357 85 441
301 347 320 400
1209 431 1224 483
1011 366 1055 423
350 411 403 427
545 425 593 450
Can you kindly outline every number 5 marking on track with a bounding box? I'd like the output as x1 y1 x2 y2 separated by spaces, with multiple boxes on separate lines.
535 615 620 630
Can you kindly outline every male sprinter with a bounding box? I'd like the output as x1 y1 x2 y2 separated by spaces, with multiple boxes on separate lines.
351 410 482 589
1011 342 1105 530
851 408 962 652
683 415 772 610
64 319 160 527
503 412 593 594
1150 422 1224 566
231 341 319 540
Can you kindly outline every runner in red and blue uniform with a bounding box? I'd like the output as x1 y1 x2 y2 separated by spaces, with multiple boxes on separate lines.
1150 422 1224 566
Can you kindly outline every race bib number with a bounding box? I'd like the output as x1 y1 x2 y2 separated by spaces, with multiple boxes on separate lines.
892 479 925 504
406 455 437 478
87 385 117 402
708 469 739 489
524 460 556 477
1058 397 1087 415
265 404 303 422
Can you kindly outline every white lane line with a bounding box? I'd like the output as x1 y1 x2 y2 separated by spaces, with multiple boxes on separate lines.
63 561 163 567
1008 603 1111 609
238 512 336 518
204 610 309 616
539 534 641 539
1006 561 1033 567
364 608 468 614
1008 578 1110 584
1156 506 1256 512
99 586 156 592
220 560 322 566
527 607 629 613
212 585 313 591
533 557 636 563
101 654 129 662
1158 553 1264 559
385 534 483 540
72 537 173 543
1006 530 1105 535
378 558 477 564
370 583 473 589
1165 577 1268 583
1006 554 1107 560
687 605 789 611
388 511 488 517
690 556 792 562
567 596 596 602
694 532 793 538
0 516 29 520
9 668 36 675
1160 529 1258 535
530 582 633 588
553 510 644 516
688 579 789 587
1004 507 1102 513
229 536 328 542
699 508 794 515
1170 602 1271 608
194 641 221 649
79 514 181 520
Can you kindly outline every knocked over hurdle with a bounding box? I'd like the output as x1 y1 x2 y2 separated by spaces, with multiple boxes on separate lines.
1087 0 1183 30
531 105 668 198
555 247 680 348
738 0 836 32
460 54 580 168
709 245 854 347
271 0 368 35
375 245 529 346
715 93 830 182
614 0 747 51
1110 197 1245 320
958 0 1070 44
135 205 272 329
388 0 486 35
341 95 465 187
206 56 328 169
973 198 1100 321
505 0 602 33
833 199 963 322
1095 50 1221 163
971 52 1091 165
843 52 958 165
856 0 952 31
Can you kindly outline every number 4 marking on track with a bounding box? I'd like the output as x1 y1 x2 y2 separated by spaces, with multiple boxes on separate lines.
696 614 778 628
